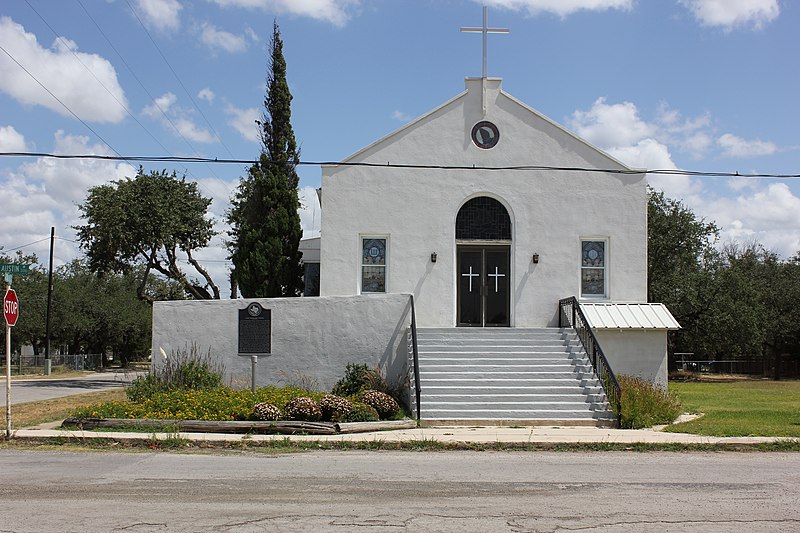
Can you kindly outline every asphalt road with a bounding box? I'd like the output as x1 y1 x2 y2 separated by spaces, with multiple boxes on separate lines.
0 450 797 532
0 370 142 406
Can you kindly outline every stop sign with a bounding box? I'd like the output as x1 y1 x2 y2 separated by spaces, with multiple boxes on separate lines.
3 289 18 327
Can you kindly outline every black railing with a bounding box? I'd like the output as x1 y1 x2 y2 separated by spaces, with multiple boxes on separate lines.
409 295 421 421
558 296 621 422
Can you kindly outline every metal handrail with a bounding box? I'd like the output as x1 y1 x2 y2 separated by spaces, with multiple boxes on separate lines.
558 296 621 422
409 294 421 421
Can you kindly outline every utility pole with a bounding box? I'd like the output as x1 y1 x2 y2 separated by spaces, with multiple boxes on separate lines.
44 227 54 376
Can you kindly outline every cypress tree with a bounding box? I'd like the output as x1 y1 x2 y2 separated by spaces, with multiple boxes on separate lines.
227 21 304 297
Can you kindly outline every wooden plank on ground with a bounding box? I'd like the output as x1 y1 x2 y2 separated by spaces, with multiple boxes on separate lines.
62 418 338 435
337 419 417 433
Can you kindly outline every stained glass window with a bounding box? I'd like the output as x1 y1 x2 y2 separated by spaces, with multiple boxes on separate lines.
456 197 511 241
303 263 320 297
361 238 386 293
581 240 606 297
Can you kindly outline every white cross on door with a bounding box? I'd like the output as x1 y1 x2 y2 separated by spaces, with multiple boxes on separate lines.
462 266 479 293
488 266 505 292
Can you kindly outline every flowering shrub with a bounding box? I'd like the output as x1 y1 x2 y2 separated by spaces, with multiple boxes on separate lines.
253 403 281 421
346 402 380 422
332 363 388 397
284 396 322 421
358 390 400 419
319 394 353 422
69 386 323 421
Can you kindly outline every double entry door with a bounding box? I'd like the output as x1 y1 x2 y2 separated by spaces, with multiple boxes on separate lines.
457 245 510 327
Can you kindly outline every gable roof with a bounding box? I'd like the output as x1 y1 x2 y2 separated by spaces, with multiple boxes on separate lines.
323 78 646 174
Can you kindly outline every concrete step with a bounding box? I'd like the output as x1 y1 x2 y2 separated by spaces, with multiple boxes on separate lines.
423 400 609 411
420 370 600 387
413 327 613 425
422 409 616 420
424 393 608 404
422 385 605 398
417 344 583 357
420 359 594 374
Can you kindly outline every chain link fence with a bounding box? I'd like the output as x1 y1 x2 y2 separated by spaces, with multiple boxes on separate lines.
676 353 800 378
2 353 104 375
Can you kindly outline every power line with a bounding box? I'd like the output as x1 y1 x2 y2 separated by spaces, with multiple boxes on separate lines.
0 44 121 158
0 151 798 179
125 0 237 159
75 0 235 198
2 237 52 253
23 1 175 161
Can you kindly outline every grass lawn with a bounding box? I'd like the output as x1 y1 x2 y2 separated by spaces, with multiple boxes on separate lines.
10 389 128 429
667 380 800 437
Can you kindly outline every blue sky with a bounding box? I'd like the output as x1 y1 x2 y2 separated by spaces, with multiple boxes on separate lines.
0 0 797 289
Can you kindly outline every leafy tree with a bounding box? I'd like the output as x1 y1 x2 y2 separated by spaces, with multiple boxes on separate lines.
0 252 46 355
227 21 304 298
647 189 720 361
75 167 220 301
52 261 182 365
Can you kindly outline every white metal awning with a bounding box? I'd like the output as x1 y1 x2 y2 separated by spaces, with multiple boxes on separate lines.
579 303 680 330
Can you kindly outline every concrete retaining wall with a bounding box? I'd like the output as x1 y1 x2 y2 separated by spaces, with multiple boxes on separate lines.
152 294 413 396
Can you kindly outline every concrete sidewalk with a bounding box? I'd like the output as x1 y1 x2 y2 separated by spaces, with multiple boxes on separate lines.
11 423 788 446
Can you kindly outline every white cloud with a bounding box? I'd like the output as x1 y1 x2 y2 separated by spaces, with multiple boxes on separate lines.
0 125 28 152
200 23 247 54
142 93 216 143
679 0 780 30
717 133 778 158
173 117 216 143
0 17 127 123
244 27 260 42
142 92 177 119
699 183 800 257
226 105 261 143
209 0 358 27
681 132 714 159
569 98 700 198
198 88 215 103
391 110 411 122
570 97 655 148
0 131 136 266
134 0 183 31
481 0 632 17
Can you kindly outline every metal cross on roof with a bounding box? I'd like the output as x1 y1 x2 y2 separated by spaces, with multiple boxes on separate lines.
460 6 510 79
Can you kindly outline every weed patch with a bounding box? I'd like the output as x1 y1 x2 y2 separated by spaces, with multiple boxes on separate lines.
618 375 682 429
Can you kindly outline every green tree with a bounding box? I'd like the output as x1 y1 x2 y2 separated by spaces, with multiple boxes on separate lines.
0 252 46 355
74 168 219 301
227 21 304 298
53 261 182 365
647 189 721 361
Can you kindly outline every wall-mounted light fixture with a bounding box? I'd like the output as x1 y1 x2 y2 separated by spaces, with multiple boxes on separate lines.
430 252 438 263
532 253 540 264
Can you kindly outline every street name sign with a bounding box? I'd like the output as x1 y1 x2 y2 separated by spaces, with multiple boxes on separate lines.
0 264 30 275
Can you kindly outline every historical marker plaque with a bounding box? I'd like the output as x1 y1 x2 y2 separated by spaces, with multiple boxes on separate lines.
238 302 271 355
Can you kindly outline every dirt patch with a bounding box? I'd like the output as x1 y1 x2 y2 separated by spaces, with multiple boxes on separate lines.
669 371 768 383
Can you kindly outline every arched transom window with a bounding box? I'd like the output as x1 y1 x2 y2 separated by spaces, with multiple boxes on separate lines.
456 197 511 241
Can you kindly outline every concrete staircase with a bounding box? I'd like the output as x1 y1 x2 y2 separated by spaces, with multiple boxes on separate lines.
414 328 617 426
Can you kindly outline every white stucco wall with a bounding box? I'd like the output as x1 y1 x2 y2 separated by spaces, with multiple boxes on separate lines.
152 294 412 395
320 78 647 327
593 329 669 388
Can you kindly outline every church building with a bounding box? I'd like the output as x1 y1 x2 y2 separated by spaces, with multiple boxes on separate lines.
309 75 649 329
153 10 679 424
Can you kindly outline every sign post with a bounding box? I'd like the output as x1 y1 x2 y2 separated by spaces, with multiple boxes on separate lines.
4 287 18 439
